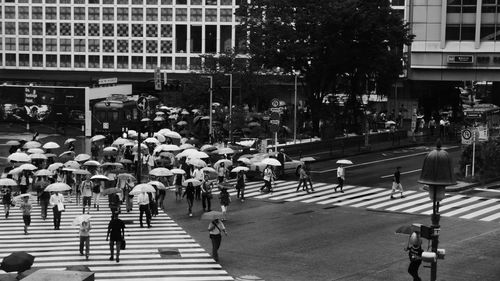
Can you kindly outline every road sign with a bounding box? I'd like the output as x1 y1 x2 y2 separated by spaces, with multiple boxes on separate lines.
269 112 280 133
154 68 162 90
137 96 149 112
271 98 280 108
462 129 472 145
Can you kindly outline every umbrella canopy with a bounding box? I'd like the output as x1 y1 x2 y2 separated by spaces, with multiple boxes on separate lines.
71 214 92 226
215 147 235 155
214 159 232 169
129 183 156 195
231 166 249 173
34 169 53 177
64 160 80 169
90 174 110 181
64 138 77 145
155 111 166 116
45 153 57 158
42 142 60 149
156 144 181 152
103 146 118 152
237 157 252 165
29 153 47 160
27 148 44 154
171 168 186 175
201 210 224 221
182 178 202 187
181 110 190 115
13 193 36 201
72 169 91 176
149 167 173 177
47 162 64 171
148 180 166 190
201 144 217 152
144 137 160 145
157 128 171 135
6 140 20 146
385 120 396 125
395 224 421 235
100 188 122 196
132 143 148 152
91 135 106 142
45 183 71 192
117 173 136 181
83 160 101 167
23 141 41 149
8 152 30 163
19 163 38 171
261 158 282 166
112 137 129 146
0 178 18 187
164 131 182 139
336 159 353 165
0 251 35 273
201 167 217 174
59 151 76 158
176 148 198 159
101 162 123 169
8 167 24 175
188 158 207 168
179 143 195 150
177 120 188 126
189 151 209 159
119 159 133 164
154 133 166 143
300 157 316 162
247 122 261 127
74 154 91 162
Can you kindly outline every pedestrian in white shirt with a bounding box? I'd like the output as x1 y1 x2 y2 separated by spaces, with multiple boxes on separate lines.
335 165 345 193
49 191 65 230
137 192 151 228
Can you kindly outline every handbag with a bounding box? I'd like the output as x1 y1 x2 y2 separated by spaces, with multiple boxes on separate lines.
57 202 65 212
120 239 126 250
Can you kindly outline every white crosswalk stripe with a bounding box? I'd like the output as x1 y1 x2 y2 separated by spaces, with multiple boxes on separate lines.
228 179 500 223
0 196 233 281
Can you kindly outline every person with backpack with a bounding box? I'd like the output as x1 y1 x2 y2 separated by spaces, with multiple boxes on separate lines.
219 186 231 220
208 218 227 262
81 176 93 214
92 180 102 211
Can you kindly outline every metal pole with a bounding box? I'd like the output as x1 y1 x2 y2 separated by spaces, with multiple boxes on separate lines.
294 74 298 144
472 133 476 177
430 185 440 281
209 76 213 143
137 111 142 184
275 131 278 153
229 74 233 142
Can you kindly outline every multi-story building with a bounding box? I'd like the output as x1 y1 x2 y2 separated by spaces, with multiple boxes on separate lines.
0 0 244 82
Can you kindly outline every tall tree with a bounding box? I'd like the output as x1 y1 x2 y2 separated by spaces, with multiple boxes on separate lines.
236 0 413 135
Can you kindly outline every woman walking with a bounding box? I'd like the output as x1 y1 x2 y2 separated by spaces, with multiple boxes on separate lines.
174 172 185 201
2 187 13 219
18 196 32 235
106 213 125 263
81 176 93 214
92 180 102 211
79 220 91 260
50 191 65 230
219 187 231 220
235 170 246 202
260 165 275 193
123 178 134 213
208 218 227 262
182 182 195 217
201 174 213 212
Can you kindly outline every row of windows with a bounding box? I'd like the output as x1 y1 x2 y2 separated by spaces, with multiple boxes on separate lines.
447 0 477 13
0 54 208 70
2 0 237 5
1 7 234 22
446 24 500 41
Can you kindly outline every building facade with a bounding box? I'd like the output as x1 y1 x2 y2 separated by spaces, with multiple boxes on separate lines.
0 0 243 81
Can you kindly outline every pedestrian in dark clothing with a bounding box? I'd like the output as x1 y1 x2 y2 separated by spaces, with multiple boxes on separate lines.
182 182 195 217
137 192 151 228
390 166 405 199
235 170 246 202
201 175 213 212
276 149 285 179
335 164 345 193
219 187 230 220
108 193 121 217
39 188 50 220
18 196 32 235
91 143 99 161
2 187 13 219
79 220 91 260
208 218 227 262
106 213 125 263
406 232 423 281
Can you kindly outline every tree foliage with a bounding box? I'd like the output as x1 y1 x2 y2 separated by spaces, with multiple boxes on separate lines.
236 0 414 134
459 139 500 180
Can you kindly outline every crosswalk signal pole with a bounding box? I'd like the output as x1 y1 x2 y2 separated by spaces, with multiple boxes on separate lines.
137 110 142 184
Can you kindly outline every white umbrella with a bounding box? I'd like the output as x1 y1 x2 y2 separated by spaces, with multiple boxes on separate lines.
27 148 44 154
73 169 91 176
148 181 167 190
47 162 64 171
72 214 92 227
176 148 199 159
130 183 156 195
188 158 207 168
154 133 166 143
8 152 30 163
157 128 171 135
19 163 38 171
83 160 101 167
189 151 209 159
101 162 124 169
91 174 110 181
182 179 202 187
59 151 76 158
8 167 24 175
181 110 190 115
237 157 252 165
35 169 53 177
179 143 194 150
177 121 188 126
29 153 47 160
154 116 165 122
336 159 353 165
13 193 37 201
141 117 151 122
215 147 235 155
74 154 91 162
385 121 396 125
155 111 165 115
0 178 18 187
64 160 80 169
231 166 249 173
6 140 20 146
171 168 186 175
64 138 77 145
201 167 217 174
132 143 148 152
112 137 129 146
261 158 282 166
214 159 233 169
149 167 173 177
42 142 60 149
91 135 106 142
23 141 41 149
164 131 182 139
201 144 217 152
144 137 160 145
45 183 71 192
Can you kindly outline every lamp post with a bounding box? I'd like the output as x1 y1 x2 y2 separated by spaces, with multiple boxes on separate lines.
225 73 233 142
201 75 213 143
294 74 298 144
418 141 456 281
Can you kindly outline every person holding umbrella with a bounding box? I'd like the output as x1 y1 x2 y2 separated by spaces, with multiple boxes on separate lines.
2 187 13 219
106 212 125 263
201 174 213 212
79 219 91 260
49 190 65 230
405 231 423 281
182 181 196 217
81 176 93 214
123 178 135 213
335 164 345 193
260 165 275 193
16 195 32 235
207 217 227 262
174 170 185 201
219 186 231 221
39 181 51 220
235 169 246 202
137 191 152 228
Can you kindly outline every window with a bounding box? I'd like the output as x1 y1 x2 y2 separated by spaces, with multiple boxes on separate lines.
5 6 15 19
19 7 29 19
74 39 86 52
205 25 217 53
103 0 114 3
60 39 72 52
117 40 128 52
132 24 143 37
147 0 157 4
161 8 173 21
89 23 100 36
60 23 72 36
19 23 29 35
32 7 43 19
103 24 114 36
176 8 187 21
191 0 202 4
89 7 100 20
146 56 157 69
46 55 57 67
447 0 477 13
175 57 187 70
19 38 30 51
146 24 158 37
5 38 16 51
190 57 201 70
132 0 143 4
161 0 172 4
117 56 128 68
132 40 143 53
161 57 172 69
103 56 114 68
117 8 129 21
117 0 128 4
88 39 100 52
103 8 114 20
176 0 186 4
32 38 43 51
146 8 158 21
481 24 498 41
161 24 173 37
191 9 202 21
46 23 57 36
6 54 17 67
33 54 44 67
176 25 187 52
220 25 232 52
205 9 217 22
74 55 86 68
74 7 86 20
89 0 100 4
191 25 202 53
74 23 86 36
161 40 172 53
132 56 143 69
446 24 475 40
118 24 129 36
5 22 16 35
391 0 405 6
146 40 158 53
132 8 143 21
89 55 100 68
32 23 43 35
46 38 58 52
206 0 217 5
60 7 71 20
60 55 71 68
45 7 57 20
103 39 114 52
220 9 233 22
19 54 30 67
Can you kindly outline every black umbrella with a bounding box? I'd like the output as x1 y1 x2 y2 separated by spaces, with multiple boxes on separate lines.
0 251 34 273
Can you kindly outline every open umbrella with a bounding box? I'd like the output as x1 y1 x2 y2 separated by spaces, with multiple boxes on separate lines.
154 133 166 143
148 181 167 190
23 141 41 149
83 160 100 167
179 143 194 150
45 183 71 192
19 163 38 171
29 153 47 160
59 151 76 158
27 148 44 154
91 175 110 181
129 183 156 195
42 142 60 149
8 167 24 175
91 135 106 142
336 159 353 165
34 169 53 177
385 120 397 126
0 178 18 187
156 144 180 152
395 224 422 235
73 169 91 176
237 157 252 165
182 178 202 187
247 122 261 127
201 144 217 152
201 167 217 174
171 168 186 175
6 140 20 146
188 158 207 168
101 162 123 169
112 138 129 146
13 193 36 201
214 159 232 169
164 131 182 139
158 128 171 135
100 188 122 196
47 162 64 171
190 151 209 159
215 147 235 155
144 137 160 145
117 173 136 181
8 152 30 163
64 138 77 145
231 166 249 173
201 210 224 221
64 160 80 169
261 158 282 166
119 159 133 164
177 120 188 126
74 154 91 162
71 214 92 227
0 251 35 273
149 167 173 177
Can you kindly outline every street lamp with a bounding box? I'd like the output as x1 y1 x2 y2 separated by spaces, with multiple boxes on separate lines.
201 75 213 143
418 141 456 281
225 73 233 142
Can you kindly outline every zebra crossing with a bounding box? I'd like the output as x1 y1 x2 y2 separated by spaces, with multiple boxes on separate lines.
228 180 500 223
0 196 233 281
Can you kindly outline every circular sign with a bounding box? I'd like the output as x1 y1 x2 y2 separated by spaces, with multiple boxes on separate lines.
462 129 472 140
271 98 280 108
137 97 149 112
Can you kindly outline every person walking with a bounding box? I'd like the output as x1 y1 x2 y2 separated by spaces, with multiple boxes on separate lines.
219 187 231 220
217 163 227 184
201 174 213 212
182 182 195 217
92 180 102 211
191 167 203 200
81 176 93 214
390 166 405 199
335 164 345 193
235 170 246 202
2 187 13 219
428 116 436 136
208 218 227 262
49 191 65 230
296 165 312 193
276 149 285 179
79 219 91 260
260 165 275 193
108 192 121 217
123 178 134 213
18 196 32 235
174 171 185 201
137 191 151 228
406 231 423 281
106 213 125 263
304 162 315 192
39 185 50 220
